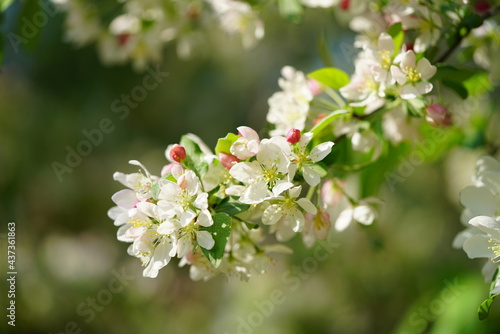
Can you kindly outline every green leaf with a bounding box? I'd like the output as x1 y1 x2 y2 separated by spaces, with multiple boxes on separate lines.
278 0 303 24
432 65 492 99
215 196 250 216
180 135 208 178
310 109 350 136
478 293 500 320
308 67 350 90
215 133 239 155
387 22 404 57
1 0 15 12
201 212 232 268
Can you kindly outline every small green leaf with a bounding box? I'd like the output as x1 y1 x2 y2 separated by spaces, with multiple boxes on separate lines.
215 196 250 216
310 109 350 136
478 293 500 320
308 67 350 90
180 135 208 178
201 212 232 268
215 133 239 155
387 22 404 56
432 65 492 99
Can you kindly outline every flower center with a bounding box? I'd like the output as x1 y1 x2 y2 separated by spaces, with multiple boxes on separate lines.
404 66 422 83
378 49 392 69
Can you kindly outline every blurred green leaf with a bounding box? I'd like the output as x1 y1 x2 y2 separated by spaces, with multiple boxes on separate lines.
478 293 500 320
201 212 231 268
387 22 404 56
1 0 15 12
432 65 492 99
310 109 349 136
308 67 350 90
215 132 239 155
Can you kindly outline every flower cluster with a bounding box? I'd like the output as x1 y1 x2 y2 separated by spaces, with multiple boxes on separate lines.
454 156 500 293
109 129 335 280
52 0 264 70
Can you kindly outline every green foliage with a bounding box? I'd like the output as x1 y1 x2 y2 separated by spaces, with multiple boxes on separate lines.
478 294 500 320
201 212 232 268
310 109 350 137
308 67 350 90
180 135 209 179
1 0 15 12
387 22 404 56
215 132 239 155
215 196 250 216
432 65 492 99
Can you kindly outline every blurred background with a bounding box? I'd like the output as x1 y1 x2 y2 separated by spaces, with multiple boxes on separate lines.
1 1 500 333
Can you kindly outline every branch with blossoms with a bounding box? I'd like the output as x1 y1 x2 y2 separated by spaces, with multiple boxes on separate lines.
103 0 500 319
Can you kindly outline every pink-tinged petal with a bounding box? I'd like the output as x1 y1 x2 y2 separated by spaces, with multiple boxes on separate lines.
237 126 260 142
415 81 433 95
391 65 407 85
469 216 500 240
313 212 331 240
263 204 283 225
335 208 354 231
463 233 495 259
309 142 334 162
297 198 318 214
303 166 321 187
401 50 416 69
196 231 215 250
240 182 270 204
400 84 420 100
416 58 436 80
112 189 137 209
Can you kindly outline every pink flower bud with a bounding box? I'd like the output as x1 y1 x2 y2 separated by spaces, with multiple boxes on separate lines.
426 104 452 127
475 0 490 13
169 144 186 163
219 152 240 170
340 0 350 10
286 128 301 144
307 79 323 96
161 162 180 176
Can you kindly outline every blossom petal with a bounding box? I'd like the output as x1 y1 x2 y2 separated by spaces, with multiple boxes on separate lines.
112 189 137 209
196 231 215 250
400 84 420 100
390 65 407 85
416 58 436 80
335 208 353 231
469 216 500 240
263 204 283 225
297 198 318 214
303 166 321 187
463 233 495 259
309 142 334 162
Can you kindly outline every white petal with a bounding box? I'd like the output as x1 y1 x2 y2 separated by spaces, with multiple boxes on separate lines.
353 205 375 225
400 84 420 100
272 181 294 197
335 208 354 231
297 198 318 214
197 209 213 227
460 187 497 217
416 58 436 80
111 189 137 209
263 204 283 225
469 216 500 240
197 230 215 250
309 142 334 162
401 50 416 69
390 65 407 85
378 32 394 53
240 182 270 204
415 81 433 95
289 208 305 232
229 161 261 184
463 233 495 259
237 126 260 142
194 192 208 210
303 166 321 187
157 221 178 235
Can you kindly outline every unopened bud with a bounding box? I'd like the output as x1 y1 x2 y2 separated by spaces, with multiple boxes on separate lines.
286 128 301 144
219 152 240 170
340 0 350 10
426 104 452 127
307 79 323 96
169 144 186 162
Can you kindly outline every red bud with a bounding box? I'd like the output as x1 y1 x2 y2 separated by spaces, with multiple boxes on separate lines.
169 144 186 163
286 129 301 144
